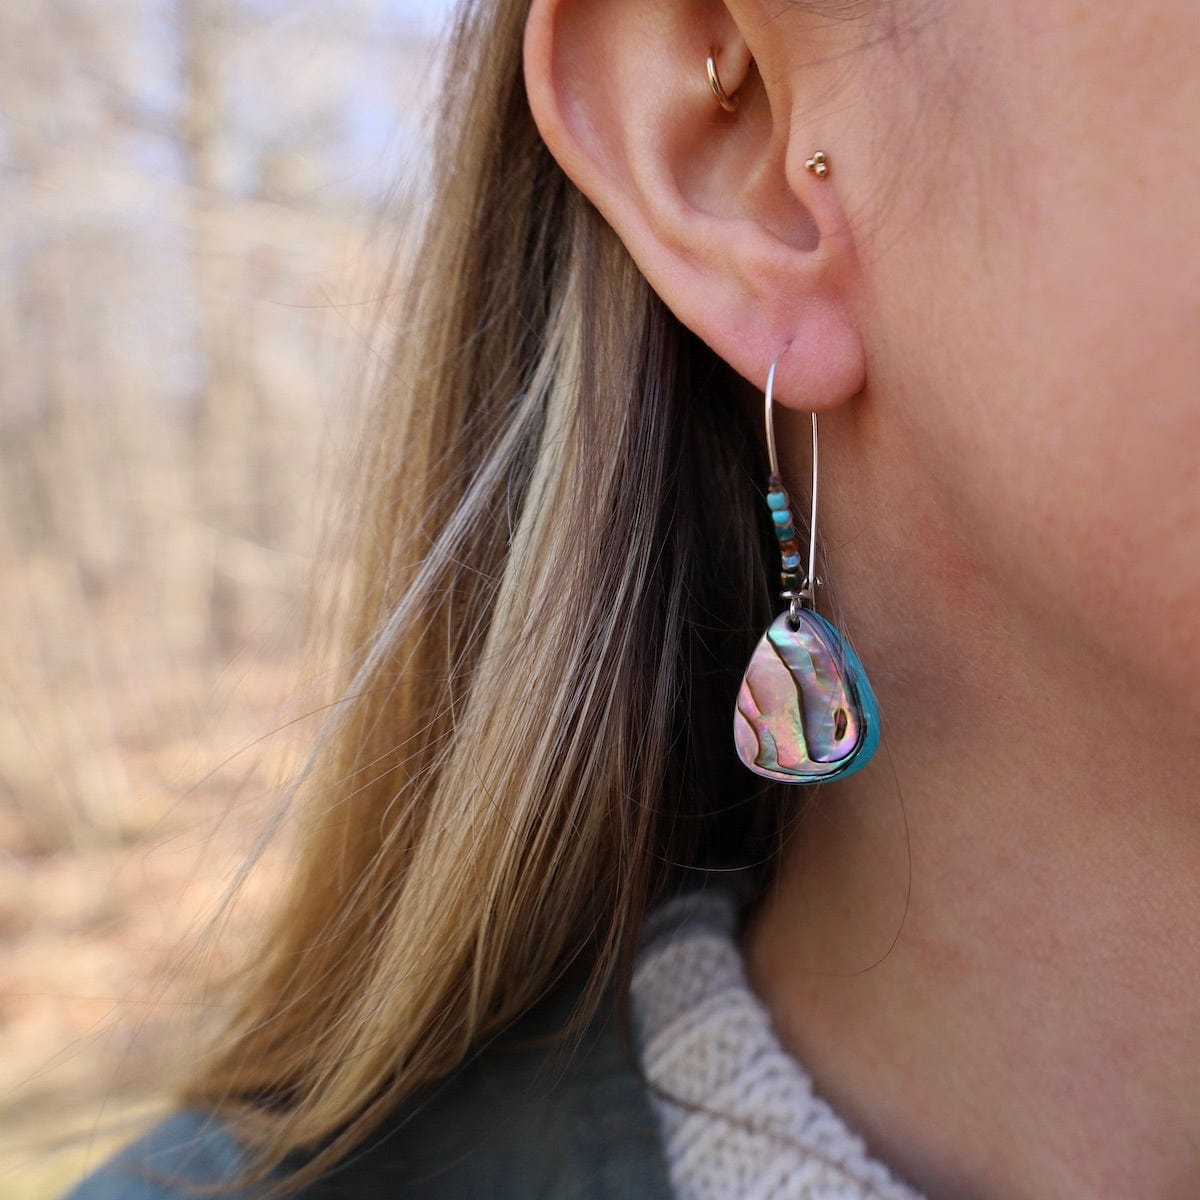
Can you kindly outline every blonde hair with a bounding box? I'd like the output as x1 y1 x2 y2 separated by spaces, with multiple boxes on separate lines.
185 0 778 1185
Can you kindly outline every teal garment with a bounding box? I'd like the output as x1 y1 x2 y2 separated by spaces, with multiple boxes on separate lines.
63 972 674 1199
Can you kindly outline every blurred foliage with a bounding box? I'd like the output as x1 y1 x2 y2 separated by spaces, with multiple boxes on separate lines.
0 2 442 1192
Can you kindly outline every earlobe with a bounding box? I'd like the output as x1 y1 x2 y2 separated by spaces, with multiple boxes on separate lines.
523 0 865 412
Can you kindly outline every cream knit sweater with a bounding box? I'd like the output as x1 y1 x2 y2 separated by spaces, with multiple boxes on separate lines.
630 888 926 1200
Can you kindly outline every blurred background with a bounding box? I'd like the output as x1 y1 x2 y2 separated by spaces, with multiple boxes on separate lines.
0 2 452 1193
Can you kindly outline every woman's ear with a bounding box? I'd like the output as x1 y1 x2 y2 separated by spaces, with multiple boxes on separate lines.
523 0 865 411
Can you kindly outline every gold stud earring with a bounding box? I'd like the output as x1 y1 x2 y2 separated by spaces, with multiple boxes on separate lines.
706 49 739 113
805 151 829 178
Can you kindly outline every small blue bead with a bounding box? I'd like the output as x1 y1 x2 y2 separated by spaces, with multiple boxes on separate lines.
766 492 789 511
775 526 795 542
782 554 801 569
771 510 792 526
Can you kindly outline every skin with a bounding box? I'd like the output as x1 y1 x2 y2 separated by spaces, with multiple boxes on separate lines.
524 2 1200 1197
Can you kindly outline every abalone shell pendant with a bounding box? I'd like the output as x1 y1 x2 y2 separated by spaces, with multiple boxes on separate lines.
734 609 880 783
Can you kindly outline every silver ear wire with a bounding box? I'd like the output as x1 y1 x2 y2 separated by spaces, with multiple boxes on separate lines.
765 354 819 616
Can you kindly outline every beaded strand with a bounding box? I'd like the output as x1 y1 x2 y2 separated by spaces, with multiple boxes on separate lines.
766 472 803 592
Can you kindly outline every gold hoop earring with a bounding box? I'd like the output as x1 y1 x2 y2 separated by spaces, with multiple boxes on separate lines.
706 50 739 113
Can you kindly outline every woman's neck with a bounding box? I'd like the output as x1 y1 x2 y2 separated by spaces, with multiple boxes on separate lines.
741 598 1200 1200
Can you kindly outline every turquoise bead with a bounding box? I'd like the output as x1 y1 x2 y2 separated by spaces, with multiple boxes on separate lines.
771 510 792 527
766 492 789 511
775 525 795 542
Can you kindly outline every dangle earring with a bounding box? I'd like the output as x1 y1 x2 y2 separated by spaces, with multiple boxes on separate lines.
734 357 880 783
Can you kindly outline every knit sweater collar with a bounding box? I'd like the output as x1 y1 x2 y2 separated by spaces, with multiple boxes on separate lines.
630 887 926 1200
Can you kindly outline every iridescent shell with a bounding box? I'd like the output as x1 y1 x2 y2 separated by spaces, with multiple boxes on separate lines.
734 610 879 783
